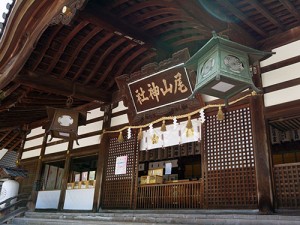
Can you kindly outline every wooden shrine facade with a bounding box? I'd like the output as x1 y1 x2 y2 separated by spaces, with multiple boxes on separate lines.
1 0 300 214
16 36 300 212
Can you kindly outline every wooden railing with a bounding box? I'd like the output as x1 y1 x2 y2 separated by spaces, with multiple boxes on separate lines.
137 180 202 209
0 193 31 224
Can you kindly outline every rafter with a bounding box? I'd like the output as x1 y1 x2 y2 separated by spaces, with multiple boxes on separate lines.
59 27 103 79
128 8 183 24
249 0 284 30
129 52 157 74
258 26 300 50
15 71 111 103
0 131 19 149
279 0 300 24
72 33 115 81
141 15 207 32
107 47 149 88
216 0 268 37
81 5 171 54
8 138 22 151
46 21 90 74
84 38 127 85
0 130 12 143
96 43 137 87
32 24 64 71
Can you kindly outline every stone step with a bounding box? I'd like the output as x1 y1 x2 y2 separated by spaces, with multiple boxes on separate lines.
12 210 300 225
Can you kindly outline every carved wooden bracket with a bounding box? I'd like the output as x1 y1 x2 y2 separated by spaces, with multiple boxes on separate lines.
51 0 87 25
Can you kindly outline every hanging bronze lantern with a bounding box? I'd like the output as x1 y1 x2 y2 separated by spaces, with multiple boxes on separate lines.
185 32 274 104
45 107 87 144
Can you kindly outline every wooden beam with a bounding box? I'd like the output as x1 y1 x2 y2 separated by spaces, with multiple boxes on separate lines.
249 0 284 30
80 4 172 55
15 71 111 103
258 26 300 50
46 21 90 74
59 27 102 79
0 132 19 149
216 0 268 37
279 0 300 24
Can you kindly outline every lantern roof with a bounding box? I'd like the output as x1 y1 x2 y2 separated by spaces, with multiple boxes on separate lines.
185 32 275 70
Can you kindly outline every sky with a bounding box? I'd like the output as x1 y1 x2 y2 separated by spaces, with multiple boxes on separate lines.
0 0 13 34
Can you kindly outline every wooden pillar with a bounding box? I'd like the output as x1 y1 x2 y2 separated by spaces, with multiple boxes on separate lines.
251 64 274 213
58 141 73 210
131 131 139 209
16 126 29 167
29 133 48 210
93 105 112 211
93 133 109 211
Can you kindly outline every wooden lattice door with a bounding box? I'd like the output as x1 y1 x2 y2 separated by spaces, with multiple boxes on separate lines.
204 106 257 208
101 133 138 209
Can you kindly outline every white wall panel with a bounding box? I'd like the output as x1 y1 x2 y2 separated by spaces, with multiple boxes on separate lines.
262 62 300 87
78 121 103 135
45 143 68 155
47 136 63 143
24 137 44 149
21 149 41 159
264 85 300 107
110 114 129 127
73 135 100 149
26 126 44 138
87 108 104 120
112 101 128 113
261 40 300 67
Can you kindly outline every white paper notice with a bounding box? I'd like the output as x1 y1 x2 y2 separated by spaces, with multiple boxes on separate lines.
165 162 172 175
115 155 128 175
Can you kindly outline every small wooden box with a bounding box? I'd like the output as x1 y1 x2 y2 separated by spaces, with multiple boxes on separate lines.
87 180 96 188
73 181 80 189
148 175 163 184
67 182 74 189
148 168 163 176
140 176 149 185
140 175 163 184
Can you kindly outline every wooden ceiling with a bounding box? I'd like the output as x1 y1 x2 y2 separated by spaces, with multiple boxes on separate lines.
1 0 300 152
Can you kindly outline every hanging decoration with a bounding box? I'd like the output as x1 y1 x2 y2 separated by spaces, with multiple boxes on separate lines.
118 131 124 143
149 123 153 134
199 108 205 123
138 128 143 140
151 133 159 144
161 120 167 132
127 128 131 139
45 96 87 144
173 117 178 130
110 91 256 143
197 122 202 142
185 31 273 105
217 106 225 121
185 115 194 137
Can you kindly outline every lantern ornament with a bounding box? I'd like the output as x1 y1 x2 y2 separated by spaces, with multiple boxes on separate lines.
45 107 87 144
185 32 274 104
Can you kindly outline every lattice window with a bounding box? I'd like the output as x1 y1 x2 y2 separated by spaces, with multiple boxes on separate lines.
102 133 138 209
273 163 300 208
204 107 257 208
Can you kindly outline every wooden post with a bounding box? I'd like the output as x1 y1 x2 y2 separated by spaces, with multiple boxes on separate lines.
93 133 109 212
29 133 48 210
93 105 112 211
250 64 274 213
58 141 73 210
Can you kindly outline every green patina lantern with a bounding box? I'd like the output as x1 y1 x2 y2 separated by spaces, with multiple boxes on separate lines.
185 32 274 104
